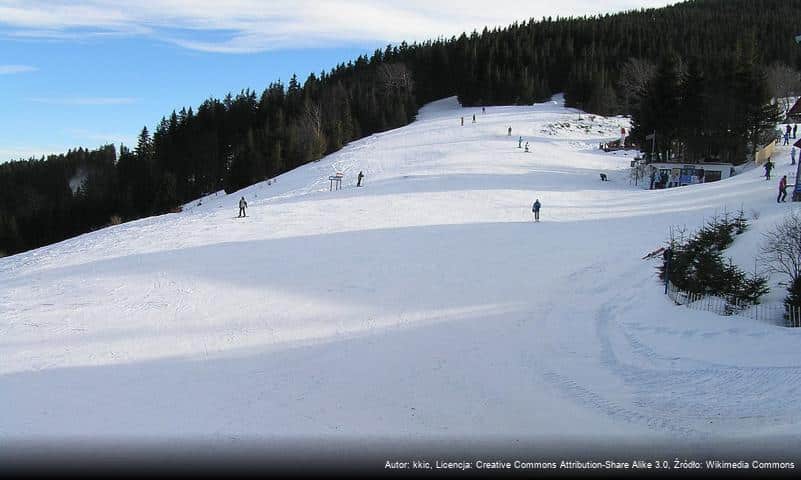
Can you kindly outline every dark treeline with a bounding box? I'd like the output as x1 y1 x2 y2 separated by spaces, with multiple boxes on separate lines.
631 44 782 165
3 0 801 256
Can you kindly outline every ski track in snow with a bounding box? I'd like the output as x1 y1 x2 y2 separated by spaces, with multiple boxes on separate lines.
3 95 801 443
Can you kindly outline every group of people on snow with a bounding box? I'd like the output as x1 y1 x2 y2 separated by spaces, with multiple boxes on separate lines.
764 157 794 203
649 169 681 189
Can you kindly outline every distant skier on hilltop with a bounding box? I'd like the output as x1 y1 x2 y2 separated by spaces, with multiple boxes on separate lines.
238 197 248 218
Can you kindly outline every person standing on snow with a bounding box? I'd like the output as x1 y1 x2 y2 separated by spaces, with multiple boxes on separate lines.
778 175 788 203
784 131 790 146
238 196 248 218
472 114 476 123
525 142 530 153
765 159 775 180
461 116 464 126
532 199 541 222
518 136 523 148
669 171 679 188
357 170 364 187
508 126 512 136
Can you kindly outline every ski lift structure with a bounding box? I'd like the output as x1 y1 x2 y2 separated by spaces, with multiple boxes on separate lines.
329 172 344 191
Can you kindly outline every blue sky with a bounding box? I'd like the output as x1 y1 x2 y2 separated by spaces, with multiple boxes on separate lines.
0 0 674 162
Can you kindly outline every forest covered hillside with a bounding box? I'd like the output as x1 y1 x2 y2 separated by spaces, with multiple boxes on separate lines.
3 0 801 256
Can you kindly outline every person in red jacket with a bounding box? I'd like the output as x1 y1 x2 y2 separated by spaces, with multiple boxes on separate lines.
778 175 788 203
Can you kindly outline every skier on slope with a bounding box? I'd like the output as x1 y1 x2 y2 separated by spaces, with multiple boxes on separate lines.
508 126 512 136
532 199 541 222
518 136 523 149
357 170 364 187
778 175 788 203
238 196 248 218
764 159 774 181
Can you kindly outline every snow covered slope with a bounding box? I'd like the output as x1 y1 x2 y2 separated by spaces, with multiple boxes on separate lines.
2 95 801 446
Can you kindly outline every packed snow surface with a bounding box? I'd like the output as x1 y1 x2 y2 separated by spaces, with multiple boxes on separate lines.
2 95 801 445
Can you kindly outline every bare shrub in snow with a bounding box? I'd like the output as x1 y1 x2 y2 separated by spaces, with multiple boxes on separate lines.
761 210 801 305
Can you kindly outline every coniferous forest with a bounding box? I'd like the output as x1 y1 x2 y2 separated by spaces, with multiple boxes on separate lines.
3 0 801 256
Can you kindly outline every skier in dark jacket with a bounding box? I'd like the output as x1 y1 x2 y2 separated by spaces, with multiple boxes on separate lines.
765 160 774 180
238 197 247 217
357 171 364 187
532 199 541 222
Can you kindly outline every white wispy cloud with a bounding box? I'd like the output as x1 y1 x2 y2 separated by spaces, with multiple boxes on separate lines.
65 127 135 145
0 1 676 53
27 96 138 105
0 145 61 162
0 64 37 74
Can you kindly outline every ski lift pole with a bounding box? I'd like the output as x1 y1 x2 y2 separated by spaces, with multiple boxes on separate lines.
645 131 656 162
794 150 801 201
792 33 801 199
